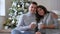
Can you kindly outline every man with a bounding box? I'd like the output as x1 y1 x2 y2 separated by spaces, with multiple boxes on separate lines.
11 2 38 34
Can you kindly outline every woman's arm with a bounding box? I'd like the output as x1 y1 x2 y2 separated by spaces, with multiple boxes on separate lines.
47 13 59 29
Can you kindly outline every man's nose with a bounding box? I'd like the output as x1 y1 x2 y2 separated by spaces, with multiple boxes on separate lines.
32 8 36 10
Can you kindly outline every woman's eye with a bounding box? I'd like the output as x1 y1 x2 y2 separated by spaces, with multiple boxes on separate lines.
40 9 42 10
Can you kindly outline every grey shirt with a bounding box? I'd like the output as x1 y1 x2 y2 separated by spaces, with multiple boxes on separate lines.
38 13 59 33
15 12 36 32
15 12 59 33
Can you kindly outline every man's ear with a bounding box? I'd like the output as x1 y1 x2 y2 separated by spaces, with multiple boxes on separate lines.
52 13 58 19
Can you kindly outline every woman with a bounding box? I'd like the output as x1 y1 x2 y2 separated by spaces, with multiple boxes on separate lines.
35 5 59 34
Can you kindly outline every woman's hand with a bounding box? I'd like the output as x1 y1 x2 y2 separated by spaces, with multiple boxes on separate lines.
38 24 46 29
40 24 46 29
35 31 41 34
29 24 36 29
47 24 55 29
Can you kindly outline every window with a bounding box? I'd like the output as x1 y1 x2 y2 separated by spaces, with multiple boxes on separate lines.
0 0 5 16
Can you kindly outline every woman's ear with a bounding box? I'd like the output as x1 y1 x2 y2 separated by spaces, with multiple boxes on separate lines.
52 13 58 19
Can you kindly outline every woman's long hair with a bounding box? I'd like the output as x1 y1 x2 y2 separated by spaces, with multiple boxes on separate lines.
35 5 50 32
36 5 50 23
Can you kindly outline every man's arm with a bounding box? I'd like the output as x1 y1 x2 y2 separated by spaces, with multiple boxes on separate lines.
16 15 30 31
16 15 36 31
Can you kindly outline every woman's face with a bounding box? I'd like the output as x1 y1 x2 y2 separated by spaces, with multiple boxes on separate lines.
37 8 45 16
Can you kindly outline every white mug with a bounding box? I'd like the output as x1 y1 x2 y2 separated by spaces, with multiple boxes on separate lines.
31 22 36 24
38 22 43 29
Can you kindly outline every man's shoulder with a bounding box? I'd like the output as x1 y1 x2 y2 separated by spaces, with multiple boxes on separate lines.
20 13 28 18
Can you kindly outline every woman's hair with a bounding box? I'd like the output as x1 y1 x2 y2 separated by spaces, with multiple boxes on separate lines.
37 5 49 14
36 5 49 23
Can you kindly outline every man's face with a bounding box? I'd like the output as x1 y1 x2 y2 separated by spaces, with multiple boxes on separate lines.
29 4 37 14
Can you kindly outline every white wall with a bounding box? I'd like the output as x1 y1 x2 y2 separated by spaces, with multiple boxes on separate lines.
32 0 60 11
0 17 5 29
0 0 12 29
5 0 12 18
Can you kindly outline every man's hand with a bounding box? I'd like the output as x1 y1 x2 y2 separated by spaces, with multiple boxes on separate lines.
29 24 36 29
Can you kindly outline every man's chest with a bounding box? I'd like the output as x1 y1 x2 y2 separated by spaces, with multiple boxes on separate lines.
24 16 36 25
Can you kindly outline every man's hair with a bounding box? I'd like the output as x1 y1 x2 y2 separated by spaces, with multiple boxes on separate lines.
31 2 37 5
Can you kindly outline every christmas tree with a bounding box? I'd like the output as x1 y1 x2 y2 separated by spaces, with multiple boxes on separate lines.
3 0 32 29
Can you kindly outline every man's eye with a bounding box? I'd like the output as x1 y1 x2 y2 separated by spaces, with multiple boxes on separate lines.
34 7 37 8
